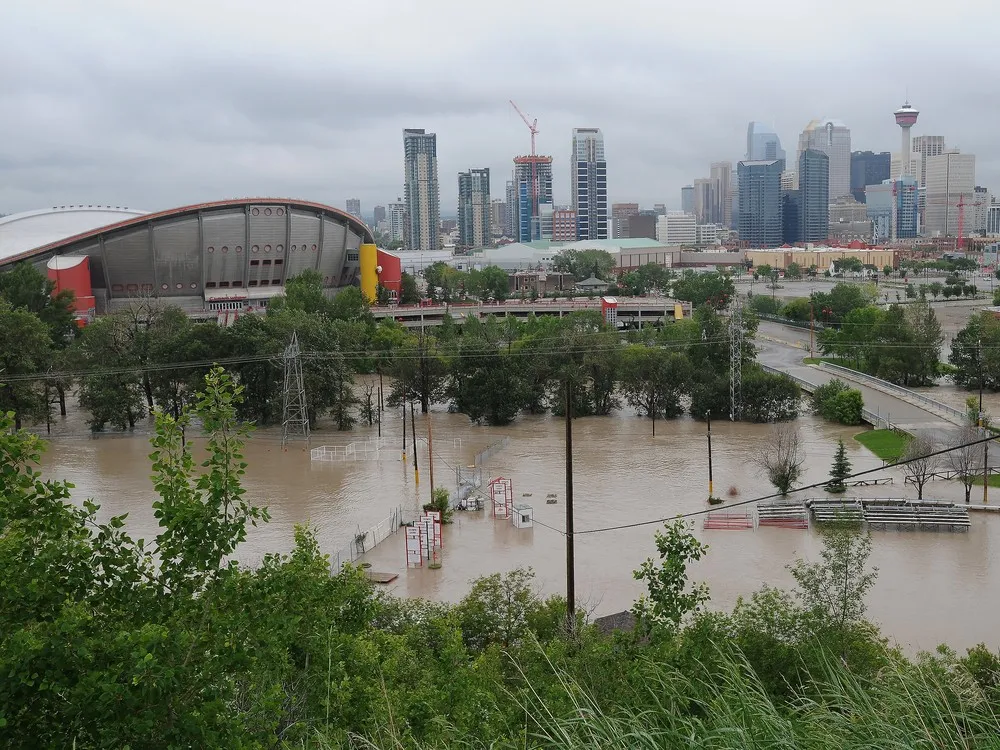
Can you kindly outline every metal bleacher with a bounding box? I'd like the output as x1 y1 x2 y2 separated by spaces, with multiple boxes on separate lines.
805 497 969 532
756 502 808 528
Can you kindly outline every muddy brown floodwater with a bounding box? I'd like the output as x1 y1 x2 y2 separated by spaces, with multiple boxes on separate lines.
36 402 1000 655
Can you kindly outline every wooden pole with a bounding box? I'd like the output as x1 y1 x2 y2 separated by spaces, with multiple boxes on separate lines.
402 396 407 462
427 408 435 502
707 410 714 500
377 386 382 439
565 379 576 634
410 401 419 484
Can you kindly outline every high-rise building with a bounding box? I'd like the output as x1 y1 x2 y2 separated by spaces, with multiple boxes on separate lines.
986 204 1000 236
912 135 946 186
974 187 993 234
346 198 361 218
655 211 697 245
373 205 386 225
782 191 801 245
797 119 851 199
680 186 694 214
611 203 639 239
457 168 491 248
387 201 406 242
653 203 667 216
505 180 517 237
552 209 577 241
850 151 891 203
628 211 658 240
746 122 786 163
737 160 784 247
925 151 976 237
512 156 554 242
710 161 733 227
571 128 608 239
895 178 920 239
693 178 716 224
490 199 507 238
402 129 441 251
799 149 830 243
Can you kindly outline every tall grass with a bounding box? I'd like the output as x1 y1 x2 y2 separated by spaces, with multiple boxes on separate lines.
340 640 1000 750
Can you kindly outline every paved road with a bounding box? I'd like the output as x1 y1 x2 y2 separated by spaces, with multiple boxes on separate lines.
754 321 961 440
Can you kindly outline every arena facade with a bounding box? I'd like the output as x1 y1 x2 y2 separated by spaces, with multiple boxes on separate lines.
0 198 399 323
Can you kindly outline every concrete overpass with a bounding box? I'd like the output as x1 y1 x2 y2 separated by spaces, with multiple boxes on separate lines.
371 297 692 329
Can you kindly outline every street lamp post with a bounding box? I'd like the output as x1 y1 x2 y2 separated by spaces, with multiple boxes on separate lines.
980 339 989 505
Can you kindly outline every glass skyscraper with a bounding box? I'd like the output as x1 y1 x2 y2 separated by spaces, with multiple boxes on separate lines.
402 129 441 251
799 149 830 243
571 128 608 239
737 159 784 247
850 151 890 203
457 168 491 248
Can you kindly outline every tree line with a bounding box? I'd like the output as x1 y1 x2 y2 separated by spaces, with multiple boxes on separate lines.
2 369 998 747
0 263 798 433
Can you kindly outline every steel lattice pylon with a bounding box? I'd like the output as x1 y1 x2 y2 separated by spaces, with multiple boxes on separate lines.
281 331 310 447
729 297 744 421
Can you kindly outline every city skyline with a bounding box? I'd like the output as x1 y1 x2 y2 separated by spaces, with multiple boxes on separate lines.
2 0 997 217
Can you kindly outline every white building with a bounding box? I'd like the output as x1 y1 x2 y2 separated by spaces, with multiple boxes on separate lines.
891 152 923 184
387 202 406 243
987 204 1000 236
780 170 798 191
924 151 976 237
656 211 697 245
695 223 724 245
403 128 441 251
797 118 852 199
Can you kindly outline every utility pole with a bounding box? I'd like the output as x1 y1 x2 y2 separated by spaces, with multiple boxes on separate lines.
809 301 815 358
377 386 382 439
402 397 407 462
980 339 989 504
564 379 576 634
410 401 419 484
427 408 435 502
706 410 714 500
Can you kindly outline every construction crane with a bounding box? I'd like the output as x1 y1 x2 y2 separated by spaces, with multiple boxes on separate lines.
509 100 538 155
924 194 985 250
509 100 540 236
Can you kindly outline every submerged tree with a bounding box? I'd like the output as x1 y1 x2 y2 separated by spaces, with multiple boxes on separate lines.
826 439 852 494
903 434 938 500
947 426 981 504
752 424 805 496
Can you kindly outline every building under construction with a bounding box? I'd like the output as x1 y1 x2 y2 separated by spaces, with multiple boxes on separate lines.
512 156 554 242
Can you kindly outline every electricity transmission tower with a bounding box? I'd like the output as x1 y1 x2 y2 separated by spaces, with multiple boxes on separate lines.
729 296 744 421
281 331 310 447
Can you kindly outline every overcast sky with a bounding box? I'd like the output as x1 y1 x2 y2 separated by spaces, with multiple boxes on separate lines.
3 0 998 217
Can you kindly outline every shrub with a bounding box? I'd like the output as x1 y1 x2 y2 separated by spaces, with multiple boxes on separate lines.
812 379 864 425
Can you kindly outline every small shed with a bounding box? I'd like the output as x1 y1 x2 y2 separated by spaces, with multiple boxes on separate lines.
512 503 534 529
575 275 608 293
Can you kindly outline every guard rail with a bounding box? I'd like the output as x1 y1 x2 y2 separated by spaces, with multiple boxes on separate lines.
818 363 967 424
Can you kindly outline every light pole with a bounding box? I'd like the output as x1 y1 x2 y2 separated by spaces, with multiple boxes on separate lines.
706 410 714 501
980 339 989 505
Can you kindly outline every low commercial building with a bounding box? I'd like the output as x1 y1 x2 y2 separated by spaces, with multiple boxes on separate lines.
746 246 897 271
508 270 574 295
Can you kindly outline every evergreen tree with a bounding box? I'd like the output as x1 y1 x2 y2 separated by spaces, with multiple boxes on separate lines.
826 439 852 494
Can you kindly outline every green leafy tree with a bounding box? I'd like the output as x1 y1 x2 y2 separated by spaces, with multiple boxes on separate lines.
423 261 466 301
632 521 710 631
755 263 773 279
389 330 450 413
780 297 811 322
552 248 617 281
742 367 801 422
0 299 52 428
906 283 916 299
73 312 148 430
785 262 802 278
455 567 554 651
812 379 863 425
399 271 420 304
450 317 527 425
147 308 226 419
473 265 510 301
619 345 690 435
929 281 943 299
826 439 852 493
0 261 78 346
328 286 374 323
671 271 736 308
788 522 878 628
950 312 1000 391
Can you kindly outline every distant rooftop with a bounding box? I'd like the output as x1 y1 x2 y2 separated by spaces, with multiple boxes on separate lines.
0 204 148 262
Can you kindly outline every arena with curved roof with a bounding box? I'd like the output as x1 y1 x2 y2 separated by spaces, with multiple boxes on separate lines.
0 198 398 322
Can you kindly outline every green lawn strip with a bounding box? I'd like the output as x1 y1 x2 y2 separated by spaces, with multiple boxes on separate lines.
854 429 912 462
969 474 1000 488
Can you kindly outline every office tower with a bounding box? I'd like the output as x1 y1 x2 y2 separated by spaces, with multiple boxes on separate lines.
457 168 491 248
894 102 919 178
850 151 891 203
746 122 786 163
925 152 976 237
974 187 992 234
912 135 945 186
799 149 830 243
693 178 716 224
737 160 784 247
490 199 507 237
553 209 577 241
611 203 639 239
513 155 554 242
653 203 667 216
782 191 801 245
402 129 441 251
711 161 733 226
797 119 851 198
571 128 608 239
986 204 1000 236
730 172 740 233
387 201 406 242
628 211 658 240
680 186 694 214
655 212 697 245
346 198 361 218
373 205 386 225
